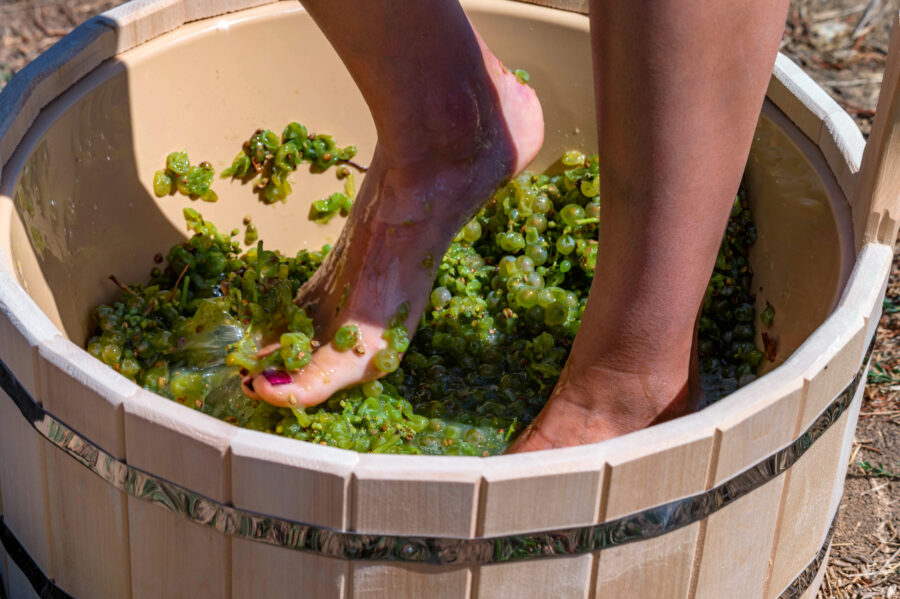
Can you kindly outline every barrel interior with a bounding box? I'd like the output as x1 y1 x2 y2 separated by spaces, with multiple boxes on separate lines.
0 0 850 394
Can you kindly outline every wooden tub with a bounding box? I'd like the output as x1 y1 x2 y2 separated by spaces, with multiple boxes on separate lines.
0 1 897 597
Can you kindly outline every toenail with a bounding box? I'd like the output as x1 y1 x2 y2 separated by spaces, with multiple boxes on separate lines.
263 370 293 386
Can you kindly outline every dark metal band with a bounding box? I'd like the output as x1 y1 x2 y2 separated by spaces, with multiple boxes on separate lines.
0 339 873 567
0 492 841 599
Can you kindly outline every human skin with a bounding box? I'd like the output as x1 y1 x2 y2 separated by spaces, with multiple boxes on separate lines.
248 0 789 452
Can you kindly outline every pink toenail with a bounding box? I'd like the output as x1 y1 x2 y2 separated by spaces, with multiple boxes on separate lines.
263 370 293 386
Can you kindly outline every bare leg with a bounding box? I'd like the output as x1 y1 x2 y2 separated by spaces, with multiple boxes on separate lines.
508 0 789 451
248 1 543 406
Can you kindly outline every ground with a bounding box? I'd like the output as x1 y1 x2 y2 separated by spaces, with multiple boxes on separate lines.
1 0 898 597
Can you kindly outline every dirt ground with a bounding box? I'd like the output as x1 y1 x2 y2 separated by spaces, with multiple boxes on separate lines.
0 0 898 597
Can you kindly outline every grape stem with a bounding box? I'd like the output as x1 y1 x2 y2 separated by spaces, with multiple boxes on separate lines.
339 159 369 173
170 263 190 299
574 217 599 226
108 274 137 297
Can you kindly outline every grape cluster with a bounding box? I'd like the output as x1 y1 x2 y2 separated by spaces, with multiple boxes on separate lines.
153 151 217 202
222 122 358 204
697 189 766 385
88 150 767 456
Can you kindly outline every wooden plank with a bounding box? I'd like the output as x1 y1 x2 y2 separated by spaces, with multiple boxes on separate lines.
691 372 805 599
797 306 866 431
818 110 864 207
603 412 718 520
0 271 60 396
231 540 347 599
0 392 52 585
474 555 592 599
36 337 134 598
124 391 234 598
4 555 41 599
352 455 482 538
589 414 718 599
829 377 866 520
693 477 786 599
350 563 471 599
37 336 134 458
231 429 358 531
99 0 185 54
594 523 699 599
128 504 228 599
798 543 830 599
0 275 57 581
837 242 893 355
767 53 844 143
855 11 900 247
513 0 588 14
764 410 849 599
44 444 132 599
478 445 602 536
183 0 279 23
0 19 115 168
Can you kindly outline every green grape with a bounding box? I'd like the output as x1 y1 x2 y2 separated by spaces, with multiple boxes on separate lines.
153 170 173 197
513 69 530 84
374 348 400 373
556 234 576 255
544 302 568 326
559 204 585 227
462 220 482 243
515 286 538 308
761 303 775 327
525 243 548 266
515 255 534 273
430 287 452 308
333 324 361 351
166 151 190 175
580 177 600 198
561 150 585 166
362 380 383 398
280 332 312 371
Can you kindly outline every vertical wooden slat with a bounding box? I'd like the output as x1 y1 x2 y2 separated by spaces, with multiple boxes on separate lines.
0 273 57 584
229 429 356 598
693 374 805 599
350 563 471 599
124 393 234 599
478 447 603 537
231 541 347 599
818 110 864 207
595 524 700 598
591 412 717 599
352 455 482 538
798 544 830 599
3 556 41 599
230 429 357 531
98 0 185 54
474 555 592 599
764 410 851 599
855 11 900 247
766 53 843 143
36 337 134 598
182 0 280 23
797 307 866 431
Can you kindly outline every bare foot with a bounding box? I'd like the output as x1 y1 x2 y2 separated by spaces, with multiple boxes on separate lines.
248 37 544 407
506 331 703 453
